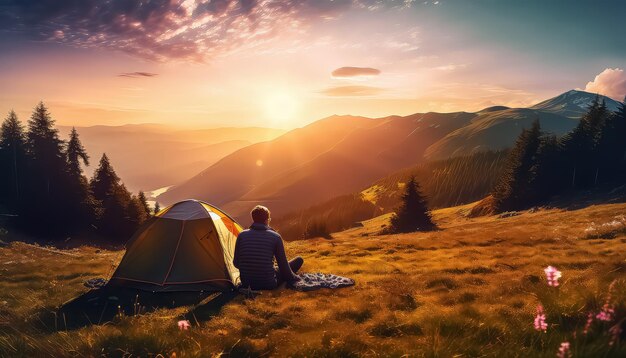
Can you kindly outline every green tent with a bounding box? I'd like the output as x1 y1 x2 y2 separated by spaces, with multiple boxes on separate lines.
109 200 243 292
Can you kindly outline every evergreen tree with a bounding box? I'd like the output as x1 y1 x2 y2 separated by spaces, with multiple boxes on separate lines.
66 127 89 178
25 102 66 200
0 110 26 207
90 154 141 241
137 191 151 216
616 97 626 178
388 176 436 233
23 102 69 233
560 95 610 188
127 195 148 230
98 184 132 240
64 127 97 231
529 134 562 202
596 96 626 183
90 153 120 202
492 119 542 212
153 202 161 215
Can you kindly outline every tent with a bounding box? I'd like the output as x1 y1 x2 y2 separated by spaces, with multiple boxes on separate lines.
108 199 243 292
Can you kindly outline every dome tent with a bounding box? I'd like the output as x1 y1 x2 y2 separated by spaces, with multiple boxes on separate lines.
109 200 243 292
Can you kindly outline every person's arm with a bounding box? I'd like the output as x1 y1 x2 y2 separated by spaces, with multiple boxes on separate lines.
274 236 298 283
233 234 241 269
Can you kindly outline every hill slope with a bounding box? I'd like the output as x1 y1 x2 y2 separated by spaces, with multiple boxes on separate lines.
2 201 626 356
160 113 475 220
424 108 574 160
157 90 621 219
158 115 379 211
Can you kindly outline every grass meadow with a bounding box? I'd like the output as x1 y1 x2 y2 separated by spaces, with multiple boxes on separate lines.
2 202 626 357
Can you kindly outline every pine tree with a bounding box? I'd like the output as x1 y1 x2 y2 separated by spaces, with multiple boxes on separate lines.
616 97 626 179
0 110 26 207
25 102 66 201
596 96 626 183
127 195 148 229
388 176 436 233
492 119 542 212
22 102 70 233
64 127 97 231
529 134 562 202
90 153 120 202
560 96 610 188
98 184 132 240
137 191 151 216
66 127 89 178
90 154 143 241
153 202 161 215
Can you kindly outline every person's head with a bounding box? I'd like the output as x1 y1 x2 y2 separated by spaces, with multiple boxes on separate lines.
251 205 271 224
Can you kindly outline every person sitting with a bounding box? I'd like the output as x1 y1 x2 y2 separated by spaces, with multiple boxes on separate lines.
233 205 303 290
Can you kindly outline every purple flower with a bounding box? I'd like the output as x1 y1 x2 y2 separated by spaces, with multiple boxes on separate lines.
544 266 562 287
534 305 548 332
177 320 191 330
556 341 571 358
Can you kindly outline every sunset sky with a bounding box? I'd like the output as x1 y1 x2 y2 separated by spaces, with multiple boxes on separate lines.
1 0 625 129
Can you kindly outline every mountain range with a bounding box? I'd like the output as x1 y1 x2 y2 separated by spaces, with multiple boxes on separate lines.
58 124 285 192
157 90 620 221
425 90 620 160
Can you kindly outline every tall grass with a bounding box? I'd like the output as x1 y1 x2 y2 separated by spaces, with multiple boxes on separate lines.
273 194 380 240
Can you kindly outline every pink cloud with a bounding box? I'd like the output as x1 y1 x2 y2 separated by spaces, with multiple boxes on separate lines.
0 0 409 62
584 68 626 101
331 67 380 78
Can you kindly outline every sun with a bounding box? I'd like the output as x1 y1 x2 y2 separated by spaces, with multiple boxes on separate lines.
264 91 299 124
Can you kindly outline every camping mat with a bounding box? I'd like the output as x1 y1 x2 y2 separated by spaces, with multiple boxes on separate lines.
289 273 355 292
84 277 107 289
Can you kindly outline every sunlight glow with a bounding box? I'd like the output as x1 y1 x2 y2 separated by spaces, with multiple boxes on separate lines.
264 91 299 124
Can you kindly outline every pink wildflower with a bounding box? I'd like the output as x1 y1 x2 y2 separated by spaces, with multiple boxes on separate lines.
534 304 548 332
177 320 191 330
609 323 622 346
596 280 616 322
596 303 615 322
556 341 571 358
583 312 594 335
544 266 562 287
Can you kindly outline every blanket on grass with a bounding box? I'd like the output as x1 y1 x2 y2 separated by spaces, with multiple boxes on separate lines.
84 277 107 289
289 273 355 292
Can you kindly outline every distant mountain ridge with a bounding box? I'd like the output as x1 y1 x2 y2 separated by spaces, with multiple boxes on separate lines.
531 89 620 118
158 112 477 220
157 90 622 221
57 124 285 192
425 90 620 160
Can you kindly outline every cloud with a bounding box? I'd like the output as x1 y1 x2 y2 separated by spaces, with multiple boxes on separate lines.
0 0 411 62
585 68 626 100
331 66 381 78
320 85 383 96
434 64 467 71
118 72 158 78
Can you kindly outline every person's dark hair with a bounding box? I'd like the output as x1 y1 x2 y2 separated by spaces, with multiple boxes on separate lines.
251 205 270 223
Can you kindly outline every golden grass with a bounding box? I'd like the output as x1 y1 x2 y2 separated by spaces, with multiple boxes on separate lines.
2 203 626 356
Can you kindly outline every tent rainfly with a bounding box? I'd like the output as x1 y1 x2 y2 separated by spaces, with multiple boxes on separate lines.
108 200 243 292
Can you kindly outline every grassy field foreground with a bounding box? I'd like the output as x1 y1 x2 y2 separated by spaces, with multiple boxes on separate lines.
2 202 626 357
